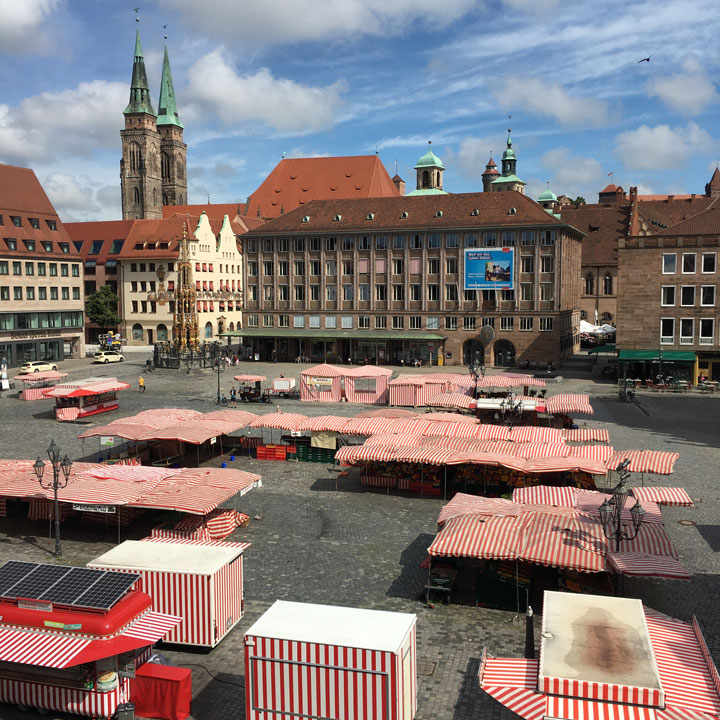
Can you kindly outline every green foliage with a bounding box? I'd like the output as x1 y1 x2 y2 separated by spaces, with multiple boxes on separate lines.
86 285 120 332
573 196 586 206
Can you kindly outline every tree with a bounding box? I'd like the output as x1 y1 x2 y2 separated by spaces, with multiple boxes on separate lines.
572 196 586 207
86 285 120 333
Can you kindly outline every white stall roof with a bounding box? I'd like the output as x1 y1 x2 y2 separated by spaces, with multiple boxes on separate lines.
88 539 244 576
539 590 662 693
246 600 416 653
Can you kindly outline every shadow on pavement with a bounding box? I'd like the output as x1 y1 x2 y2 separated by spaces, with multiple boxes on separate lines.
386 532 435 601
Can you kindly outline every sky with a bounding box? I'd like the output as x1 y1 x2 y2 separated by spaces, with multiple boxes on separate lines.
0 0 719 222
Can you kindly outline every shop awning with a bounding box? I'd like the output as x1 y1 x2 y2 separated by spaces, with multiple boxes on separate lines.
219 328 446 341
619 350 696 362
249 413 309 431
606 450 680 475
545 393 594 415
0 627 91 668
426 392 475 409
632 486 693 506
561 428 610 443
587 344 617 354
511 486 577 507
607 552 690 580
233 374 266 382
44 378 131 398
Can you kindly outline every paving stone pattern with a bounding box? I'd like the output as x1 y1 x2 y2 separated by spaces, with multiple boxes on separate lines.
0 358 719 719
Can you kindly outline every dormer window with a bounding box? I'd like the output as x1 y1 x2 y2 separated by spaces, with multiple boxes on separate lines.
302 216 310 223
508 207 517 215
400 211 409 219
366 213 375 221
471 209 479 216
435 210 443 218
333 214 342 222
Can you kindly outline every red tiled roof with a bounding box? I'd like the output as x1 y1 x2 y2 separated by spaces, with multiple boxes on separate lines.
637 194 693 202
243 191 577 235
162 203 246 220
0 164 80 259
636 196 716 231
656 206 720 236
65 220 135 263
560 204 629 266
244 155 400 220
599 184 618 194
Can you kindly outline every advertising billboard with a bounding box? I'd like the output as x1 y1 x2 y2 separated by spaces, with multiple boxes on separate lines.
464 248 515 290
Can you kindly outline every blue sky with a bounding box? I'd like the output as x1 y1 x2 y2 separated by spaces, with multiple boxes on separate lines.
1 0 719 221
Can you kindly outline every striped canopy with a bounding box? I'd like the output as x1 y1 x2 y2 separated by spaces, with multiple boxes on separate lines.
607 552 690 580
233 374 266 382
44 378 131 397
606 450 680 475
561 428 610 443
426 392 475 409
304 415 351 433
632 486 693 507
250 413 309 431
545 393 594 415
299 363 345 377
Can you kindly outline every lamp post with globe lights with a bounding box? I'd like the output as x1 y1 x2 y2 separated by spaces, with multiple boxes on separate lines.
33 440 72 557
598 459 646 553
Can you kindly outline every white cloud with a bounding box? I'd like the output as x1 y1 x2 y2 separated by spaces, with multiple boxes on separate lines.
185 50 345 134
162 0 478 47
614 122 715 170
540 147 606 197
0 81 127 166
493 76 609 127
446 135 507 180
503 0 559 11
43 173 98 214
648 55 719 115
42 172 121 222
0 0 62 53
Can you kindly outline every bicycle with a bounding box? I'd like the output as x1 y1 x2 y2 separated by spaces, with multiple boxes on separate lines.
215 394 229 406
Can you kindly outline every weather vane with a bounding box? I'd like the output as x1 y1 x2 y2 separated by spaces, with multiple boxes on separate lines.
163 23 168 40
134 7 140 21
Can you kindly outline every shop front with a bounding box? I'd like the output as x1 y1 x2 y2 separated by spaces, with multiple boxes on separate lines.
0 311 84 366
618 349 696 382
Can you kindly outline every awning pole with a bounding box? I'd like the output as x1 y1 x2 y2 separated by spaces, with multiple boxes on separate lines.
444 465 447 501
196 445 200 466
420 464 424 497
117 507 120 546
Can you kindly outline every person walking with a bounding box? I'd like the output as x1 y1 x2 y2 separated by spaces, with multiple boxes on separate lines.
229 386 237 408
138 376 146 393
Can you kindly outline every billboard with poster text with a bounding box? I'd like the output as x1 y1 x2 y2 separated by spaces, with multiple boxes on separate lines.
464 248 514 290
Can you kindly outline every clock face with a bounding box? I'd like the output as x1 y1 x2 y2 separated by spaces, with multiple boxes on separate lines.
479 325 495 344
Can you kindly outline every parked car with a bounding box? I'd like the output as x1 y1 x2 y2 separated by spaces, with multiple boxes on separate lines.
19 360 58 373
93 350 124 364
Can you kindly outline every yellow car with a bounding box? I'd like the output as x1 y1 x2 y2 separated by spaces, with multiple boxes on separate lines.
19 360 59 373
93 351 125 364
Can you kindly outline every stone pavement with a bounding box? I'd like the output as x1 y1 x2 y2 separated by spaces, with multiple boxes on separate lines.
0 359 719 719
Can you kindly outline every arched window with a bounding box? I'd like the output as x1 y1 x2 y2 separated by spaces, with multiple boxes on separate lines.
129 142 142 173
134 187 140 205
603 274 613 295
422 170 430 188
161 152 171 181
584 273 594 295
436 170 441 187
163 194 168 206
176 158 183 179
156 324 168 342
132 323 143 341
152 188 157 206
228 322 235 332
204 321 213 338
178 194 183 204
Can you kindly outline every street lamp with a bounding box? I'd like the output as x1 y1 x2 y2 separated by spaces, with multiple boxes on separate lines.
212 342 225 404
598 459 646 552
658 345 663 381
499 390 523 426
33 440 72 557
468 358 485 399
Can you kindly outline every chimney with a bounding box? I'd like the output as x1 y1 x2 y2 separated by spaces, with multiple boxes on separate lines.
393 175 405 196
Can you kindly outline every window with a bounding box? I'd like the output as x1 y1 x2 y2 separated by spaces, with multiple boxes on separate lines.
375 315 387 329
276 238 289 252
309 315 321 328
310 284 320 301
682 253 696 274
521 256 534 273
375 284 386 301
521 231 536 246
294 260 305 276
13 287 22 300
342 260 353 276
701 286 716 306
428 258 439 274
263 285 274 301
293 315 305 328
446 284 458 301
392 316 404 329
37 263 45 276
72 264 79 277
427 284 439 301
540 230 556 245
521 283 534 301
263 261 274 276
12 262 21 276
343 284 354 301
359 284 370 301
246 315 259 327
410 284 421 301
428 234 441 249
110 239 124 254
410 257 421 274
680 318 694 344
463 317 476 331
325 260 336 276
539 317 553 331
699 318 715 345
248 261 258 276
483 232 497 247
325 237 337 252
38 287 46 300
49 264 57 277
59 243 69 254
409 316 422 329
702 253 717 274
520 317 533 331
358 236 370 251
274 284 287 301
661 286 676 306
376 236 387 250
89 240 103 255
310 260 321 276
681 286 696 306
131 300 138 313
427 316 439 330
297 237 308 252
445 316 458 330
540 256 554 273
10 216 21 228
375 258 386 274
359 316 370 328
446 234 458 248
464 233 478 248
392 258 404 275
263 238 273 252
50 287 58 300
603 274 613 295
410 235 422 249
0 261 6 275
278 315 290 328
584 273 594 295
326 315 337 328
326 285 337 301
61 287 69 300
446 257 458 274
248 285 259 301
540 283 554 301
26 287 35 300
501 289 515 301
263 315 274 327
393 235 405 250
501 317 514 331
278 261 289 276
341 315 353 329
662 254 677 273
0 287 8 300
72 288 80 300
6 238 17 250
393 284 404 301
245 239 258 253
23 239 35 251
501 231 515 246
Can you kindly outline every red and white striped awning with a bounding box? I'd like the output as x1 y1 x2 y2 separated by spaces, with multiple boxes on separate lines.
607 450 680 475
0 627 91 668
424 421 484 439
343 417 400 435
15 370 68 383
364 433 425 447
569 445 615 462
546 393 594 415
507 426 565 443
233 375 266 382
512 486 577 507
353 408 419 419
304 415 351 432
299 363 345 377
562 428 610 443
423 412 479 424
249 413 309 430
632 486 693 507
426 392 475 409
607 552 690 580
44 378 131 398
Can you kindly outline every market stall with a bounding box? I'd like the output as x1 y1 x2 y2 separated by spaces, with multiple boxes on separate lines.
244 600 417 720
300 363 344 402
43 378 131 421
479 591 720 720
89 537 249 648
0 559 182 718
343 365 393 404
15 370 68 401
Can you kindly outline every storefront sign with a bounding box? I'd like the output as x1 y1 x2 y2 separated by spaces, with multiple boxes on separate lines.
18 598 53 612
309 377 333 387
44 620 82 630
9 329 62 339
72 503 116 514
100 436 115 447
210 436 217 445
464 248 515 290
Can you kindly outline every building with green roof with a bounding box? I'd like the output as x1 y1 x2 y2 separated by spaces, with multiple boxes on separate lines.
407 142 448 196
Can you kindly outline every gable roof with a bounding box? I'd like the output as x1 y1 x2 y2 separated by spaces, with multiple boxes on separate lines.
64 220 136 263
561 204 629 266
636 196 717 232
244 191 578 236
656 206 720 236
244 155 400 220
162 203 246 221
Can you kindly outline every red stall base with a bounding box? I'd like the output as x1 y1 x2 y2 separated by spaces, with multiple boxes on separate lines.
131 663 192 720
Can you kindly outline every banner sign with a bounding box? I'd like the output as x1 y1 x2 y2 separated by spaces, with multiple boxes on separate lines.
464 248 514 290
73 503 116 514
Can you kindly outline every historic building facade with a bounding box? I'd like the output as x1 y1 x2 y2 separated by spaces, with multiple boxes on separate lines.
0 165 85 366
235 192 583 366
120 26 187 220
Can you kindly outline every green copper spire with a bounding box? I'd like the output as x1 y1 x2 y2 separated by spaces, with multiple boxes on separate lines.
124 24 156 116
157 43 183 128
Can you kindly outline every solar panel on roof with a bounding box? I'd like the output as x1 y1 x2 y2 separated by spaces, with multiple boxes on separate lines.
74 572 138 610
40 567 107 605
0 561 39 596
9 565 69 599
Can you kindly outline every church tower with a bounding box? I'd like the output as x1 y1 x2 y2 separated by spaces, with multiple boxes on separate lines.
120 23 162 220
157 41 187 207
490 129 526 194
406 141 448 196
